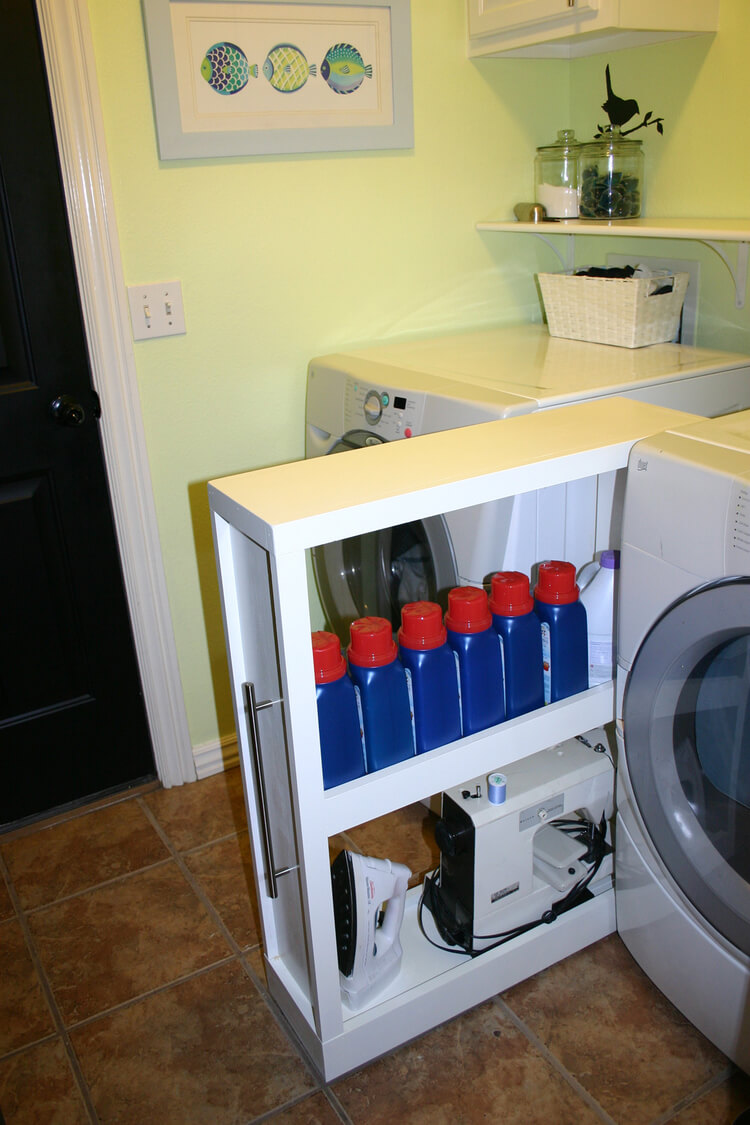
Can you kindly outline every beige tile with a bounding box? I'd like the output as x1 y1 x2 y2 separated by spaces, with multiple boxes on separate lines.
333 998 603 1124
0 1037 89 1125
502 934 729 1125
71 960 317 1125
184 832 261 950
342 803 440 889
29 862 231 1024
671 1070 750 1124
1 799 168 910
144 768 247 851
0 918 54 1054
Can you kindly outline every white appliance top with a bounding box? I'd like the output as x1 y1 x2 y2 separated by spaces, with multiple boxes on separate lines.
666 407 750 455
322 323 750 407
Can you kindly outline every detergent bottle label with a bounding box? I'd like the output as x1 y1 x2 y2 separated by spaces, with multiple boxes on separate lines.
352 685 367 758
403 667 417 746
453 649 463 732
540 622 551 704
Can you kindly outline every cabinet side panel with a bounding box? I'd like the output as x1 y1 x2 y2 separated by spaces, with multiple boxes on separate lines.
211 514 311 1003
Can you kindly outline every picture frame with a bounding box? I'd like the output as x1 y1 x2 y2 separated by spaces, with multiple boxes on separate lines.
141 0 413 158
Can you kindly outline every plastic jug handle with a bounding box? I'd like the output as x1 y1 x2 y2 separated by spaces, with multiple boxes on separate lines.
577 560 599 593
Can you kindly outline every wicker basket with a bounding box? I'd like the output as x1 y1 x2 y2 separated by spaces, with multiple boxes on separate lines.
538 269 689 348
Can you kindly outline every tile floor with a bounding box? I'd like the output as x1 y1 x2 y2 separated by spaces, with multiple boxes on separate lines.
1 767 749 1125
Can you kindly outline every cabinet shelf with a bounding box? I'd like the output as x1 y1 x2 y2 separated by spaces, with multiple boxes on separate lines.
209 395 700 1080
477 217 750 308
323 681 612 836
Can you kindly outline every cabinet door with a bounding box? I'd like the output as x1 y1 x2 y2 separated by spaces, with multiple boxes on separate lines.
468 0 597 37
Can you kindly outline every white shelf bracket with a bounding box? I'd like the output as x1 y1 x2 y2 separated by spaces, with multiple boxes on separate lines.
702 240 749 309
529 231 576 272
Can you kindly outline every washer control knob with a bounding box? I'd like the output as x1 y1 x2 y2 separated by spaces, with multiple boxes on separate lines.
363 390 382 425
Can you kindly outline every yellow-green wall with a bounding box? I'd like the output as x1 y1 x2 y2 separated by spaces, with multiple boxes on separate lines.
84 0 749 757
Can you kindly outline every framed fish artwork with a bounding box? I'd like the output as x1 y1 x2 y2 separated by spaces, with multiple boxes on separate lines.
141 0 413 158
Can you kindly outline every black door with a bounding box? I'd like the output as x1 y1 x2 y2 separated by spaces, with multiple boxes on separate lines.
622 577 750 955
0 0 155 826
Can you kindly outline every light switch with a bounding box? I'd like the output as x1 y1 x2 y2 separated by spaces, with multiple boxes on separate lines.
127 281 186 340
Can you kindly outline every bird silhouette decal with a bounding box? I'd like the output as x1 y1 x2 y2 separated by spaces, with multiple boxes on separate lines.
594 64 664 138
601 64 639 127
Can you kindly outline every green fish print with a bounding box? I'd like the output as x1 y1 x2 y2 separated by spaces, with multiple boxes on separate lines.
262 43 316 93
200 42 257 95
321 43 372 95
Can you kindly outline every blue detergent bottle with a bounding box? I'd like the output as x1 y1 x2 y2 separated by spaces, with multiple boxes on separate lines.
445 586 505 735
347 616 415 773
489 571 545 719
533 561 589 703
398 601 462 753
312 631 366 789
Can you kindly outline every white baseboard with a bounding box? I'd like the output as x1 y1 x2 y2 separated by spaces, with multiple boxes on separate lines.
193 734 239 779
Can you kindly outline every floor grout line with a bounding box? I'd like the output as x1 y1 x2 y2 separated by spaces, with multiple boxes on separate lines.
18 854 175 916
0 851 100 1125
137 797 330 1098
648 1064 738 1125
494 994 619 1125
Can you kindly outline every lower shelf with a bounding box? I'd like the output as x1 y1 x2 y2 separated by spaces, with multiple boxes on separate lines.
266 880 616 1080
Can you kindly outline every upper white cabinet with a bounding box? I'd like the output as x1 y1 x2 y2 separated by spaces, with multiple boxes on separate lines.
467 0 720 58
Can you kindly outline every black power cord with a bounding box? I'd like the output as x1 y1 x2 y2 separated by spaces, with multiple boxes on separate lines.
418 813 611 958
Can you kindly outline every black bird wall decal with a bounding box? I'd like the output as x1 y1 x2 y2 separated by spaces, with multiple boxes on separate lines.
601 64 639 127
593 64 664 138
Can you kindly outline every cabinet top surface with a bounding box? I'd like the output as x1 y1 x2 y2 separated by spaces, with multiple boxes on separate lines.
477 218 750 241
208 398 697 548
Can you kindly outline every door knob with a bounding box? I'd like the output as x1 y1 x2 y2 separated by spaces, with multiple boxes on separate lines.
50 394 86 427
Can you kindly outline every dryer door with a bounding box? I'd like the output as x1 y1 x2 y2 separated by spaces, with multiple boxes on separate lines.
311 431 458 641
623 577 750 956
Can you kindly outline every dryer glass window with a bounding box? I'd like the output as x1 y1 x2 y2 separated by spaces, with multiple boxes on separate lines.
675 633 750 884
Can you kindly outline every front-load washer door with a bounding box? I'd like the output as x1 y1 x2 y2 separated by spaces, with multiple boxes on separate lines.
622 577 750 956
311 431 458 641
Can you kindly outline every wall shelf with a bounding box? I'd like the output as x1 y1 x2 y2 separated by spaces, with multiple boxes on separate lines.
477 217 750 308
208 396 701 1080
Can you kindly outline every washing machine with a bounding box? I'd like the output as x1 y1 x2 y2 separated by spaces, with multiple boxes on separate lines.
306 324 750 640
615 409 750 1071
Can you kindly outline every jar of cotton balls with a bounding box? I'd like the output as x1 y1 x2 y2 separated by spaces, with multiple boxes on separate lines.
534 129 581 219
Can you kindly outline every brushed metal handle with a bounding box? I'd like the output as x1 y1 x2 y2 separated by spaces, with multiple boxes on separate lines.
242 681 297 898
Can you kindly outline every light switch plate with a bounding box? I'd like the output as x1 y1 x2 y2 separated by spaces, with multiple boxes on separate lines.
127 281 186 340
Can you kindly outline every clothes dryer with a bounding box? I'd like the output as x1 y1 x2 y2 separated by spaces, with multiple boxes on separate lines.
615 410 750 1071
306 324 750 641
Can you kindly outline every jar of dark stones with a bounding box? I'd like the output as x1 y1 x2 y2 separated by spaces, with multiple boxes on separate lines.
579 126 643 219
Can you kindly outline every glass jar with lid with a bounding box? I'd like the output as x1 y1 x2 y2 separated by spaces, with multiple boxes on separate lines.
579 126 643 219
534 129 581 219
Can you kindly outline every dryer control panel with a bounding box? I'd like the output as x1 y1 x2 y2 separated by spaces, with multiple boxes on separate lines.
344 376 425 440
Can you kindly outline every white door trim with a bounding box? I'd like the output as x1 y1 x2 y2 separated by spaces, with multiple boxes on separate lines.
34 0 195 787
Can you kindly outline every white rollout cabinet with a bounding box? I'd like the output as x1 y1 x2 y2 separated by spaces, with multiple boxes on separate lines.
208 396 696 1080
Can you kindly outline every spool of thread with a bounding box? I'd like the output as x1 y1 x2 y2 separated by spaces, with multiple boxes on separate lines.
488 772 507 805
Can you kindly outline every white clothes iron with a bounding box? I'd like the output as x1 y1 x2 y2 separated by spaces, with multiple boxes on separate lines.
331 850 411 1010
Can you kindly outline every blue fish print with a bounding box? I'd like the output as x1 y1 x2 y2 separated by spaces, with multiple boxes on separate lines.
321 43 372 95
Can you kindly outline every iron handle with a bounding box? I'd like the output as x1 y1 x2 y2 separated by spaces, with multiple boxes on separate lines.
242 681 297 898
50 394 86 427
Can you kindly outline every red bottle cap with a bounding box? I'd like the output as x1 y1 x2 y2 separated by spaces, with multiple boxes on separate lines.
347 616 398 668
445 586 491 634
489 571 534 617
311 631 346 683
534 561 580 605
398 601 447 650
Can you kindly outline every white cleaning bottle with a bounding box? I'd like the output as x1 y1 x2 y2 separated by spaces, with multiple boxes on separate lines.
578 550 619 686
